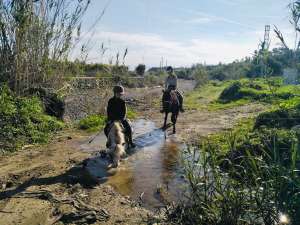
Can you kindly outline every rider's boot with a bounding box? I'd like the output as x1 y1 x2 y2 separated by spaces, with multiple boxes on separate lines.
106 139 111 148
128 134 136 148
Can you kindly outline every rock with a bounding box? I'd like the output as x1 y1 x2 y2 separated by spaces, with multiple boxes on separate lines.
27 87 65 119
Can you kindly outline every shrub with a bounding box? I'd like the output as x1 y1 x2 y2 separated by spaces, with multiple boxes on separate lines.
170 128 300 225
0 85 63 152
78 115 106 132
254 105 300 129
218 81 243 102
135 64 146 76
218 78 295 104
193 66 209 87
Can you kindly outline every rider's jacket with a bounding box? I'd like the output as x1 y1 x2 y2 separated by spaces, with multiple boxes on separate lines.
165 74 177 90
107 96 126 121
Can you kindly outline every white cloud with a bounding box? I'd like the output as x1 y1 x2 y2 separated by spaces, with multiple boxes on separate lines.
77 30 259 68
185 17 215 24
217 0 253 6
181 10 256 30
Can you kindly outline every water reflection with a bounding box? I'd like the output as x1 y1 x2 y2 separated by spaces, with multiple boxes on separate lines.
84 119 186 209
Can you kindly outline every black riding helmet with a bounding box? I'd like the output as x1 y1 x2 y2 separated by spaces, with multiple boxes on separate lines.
166 66 173 73
113 85 125 94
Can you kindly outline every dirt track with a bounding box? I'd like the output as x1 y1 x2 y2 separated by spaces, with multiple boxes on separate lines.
0 80 266 225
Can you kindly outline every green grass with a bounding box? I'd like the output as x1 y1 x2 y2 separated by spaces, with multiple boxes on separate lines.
185 78 300 111
78 114 106 132
185 80 252 111
127 107 137 120
78 108 137 132
185 81 232 110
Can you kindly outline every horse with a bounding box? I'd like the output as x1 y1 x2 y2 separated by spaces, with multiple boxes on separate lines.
163 90 180 134
106 121 127 167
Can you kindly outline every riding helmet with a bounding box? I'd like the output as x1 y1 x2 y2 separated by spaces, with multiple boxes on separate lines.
166 66 173 73
113 85 125 94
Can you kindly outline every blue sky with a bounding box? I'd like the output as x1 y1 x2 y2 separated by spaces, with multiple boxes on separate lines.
74 0 294 68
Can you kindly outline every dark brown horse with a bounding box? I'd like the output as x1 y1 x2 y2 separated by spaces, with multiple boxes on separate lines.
163 90 180 134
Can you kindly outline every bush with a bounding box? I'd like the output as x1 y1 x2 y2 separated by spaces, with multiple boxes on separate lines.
193 66 209 87
0 85 64 152
218 78 295 104
255 105 300 129
218 81 243 102
78 115 106 132
170 126 300 225
135 64 146 76
27 88 65 119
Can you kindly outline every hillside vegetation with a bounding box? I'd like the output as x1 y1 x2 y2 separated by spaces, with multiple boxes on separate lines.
185 77 300 111
170 78 300 225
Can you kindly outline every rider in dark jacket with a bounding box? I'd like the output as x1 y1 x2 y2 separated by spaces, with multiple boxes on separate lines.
104 85 135 148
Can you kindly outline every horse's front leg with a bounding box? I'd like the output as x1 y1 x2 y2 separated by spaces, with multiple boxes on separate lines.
163 112 168 129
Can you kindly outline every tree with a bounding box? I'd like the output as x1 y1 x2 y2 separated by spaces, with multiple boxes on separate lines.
274 0 300 67
192 65 209 87
135 64 146 76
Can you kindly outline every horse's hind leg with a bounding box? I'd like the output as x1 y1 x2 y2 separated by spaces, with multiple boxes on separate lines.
171 112 178 134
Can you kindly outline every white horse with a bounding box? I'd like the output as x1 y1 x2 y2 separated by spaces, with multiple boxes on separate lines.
107 121 126 167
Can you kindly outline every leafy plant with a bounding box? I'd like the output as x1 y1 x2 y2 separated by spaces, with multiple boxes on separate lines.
0 85 63 152
169 129 300 225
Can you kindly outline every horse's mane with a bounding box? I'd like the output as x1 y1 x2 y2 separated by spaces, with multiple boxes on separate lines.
107 121 126 167
112 121 125 145
170 90 179 105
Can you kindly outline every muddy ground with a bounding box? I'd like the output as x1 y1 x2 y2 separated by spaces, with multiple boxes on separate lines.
0 80 266 225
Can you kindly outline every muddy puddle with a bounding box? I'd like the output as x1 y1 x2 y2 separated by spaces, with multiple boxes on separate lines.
80 119 188 209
